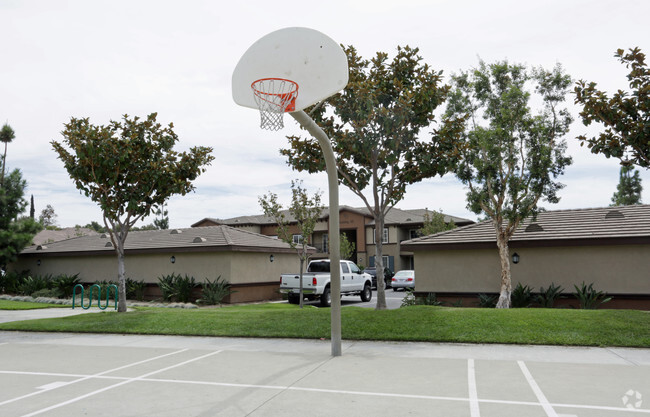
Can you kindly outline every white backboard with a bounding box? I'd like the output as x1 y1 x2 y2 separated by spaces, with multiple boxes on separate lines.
232 27 349 112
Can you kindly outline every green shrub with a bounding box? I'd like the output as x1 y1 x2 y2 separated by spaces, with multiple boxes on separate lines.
535 283 564 308
53 274 81 298
574 282 612 309
0 270 30 294
172 274 197 303
477 293 497 308
32 288 64 298
401 291 443 307
158 273 197 303
199 276 233 306
18 275 53 296
126 278 146 301
157 274 175 301
511 283 534 308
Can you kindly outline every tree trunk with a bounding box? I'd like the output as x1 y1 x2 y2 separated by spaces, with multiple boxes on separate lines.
374 216 387 310
0 141 7 187
495 233 512 309
116 241 127 312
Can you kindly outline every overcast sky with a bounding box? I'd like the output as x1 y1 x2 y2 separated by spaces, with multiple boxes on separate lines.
1 0 648 229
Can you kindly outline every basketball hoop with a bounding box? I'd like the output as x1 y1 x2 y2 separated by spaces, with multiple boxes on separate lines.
251 78 299 131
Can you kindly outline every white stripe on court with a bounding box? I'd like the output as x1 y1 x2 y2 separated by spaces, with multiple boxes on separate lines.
3 365 650 415
467 359 481 417
0 348 188 407
20 350 223 417
518 360 559 417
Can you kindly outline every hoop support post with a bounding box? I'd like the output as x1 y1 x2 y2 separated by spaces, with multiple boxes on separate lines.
290 110 342 357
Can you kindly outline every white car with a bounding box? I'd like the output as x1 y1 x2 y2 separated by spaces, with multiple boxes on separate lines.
392 270 415 291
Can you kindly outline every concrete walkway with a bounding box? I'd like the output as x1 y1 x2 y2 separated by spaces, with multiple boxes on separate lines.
0 308 648 416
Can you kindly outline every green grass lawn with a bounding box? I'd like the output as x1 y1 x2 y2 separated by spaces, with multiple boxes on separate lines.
0 303 648 347
0 300 68 310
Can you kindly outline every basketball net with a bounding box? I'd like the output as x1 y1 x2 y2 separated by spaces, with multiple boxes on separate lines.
251 78 299 131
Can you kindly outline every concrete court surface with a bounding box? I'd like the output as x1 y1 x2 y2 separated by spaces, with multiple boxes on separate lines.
0 329 649 417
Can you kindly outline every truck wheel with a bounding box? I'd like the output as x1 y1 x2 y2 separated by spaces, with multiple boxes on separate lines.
360 283 372 302
320 287 331 307
288 294 300 304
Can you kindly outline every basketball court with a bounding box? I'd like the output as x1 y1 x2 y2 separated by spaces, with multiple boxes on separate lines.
0 331 648 416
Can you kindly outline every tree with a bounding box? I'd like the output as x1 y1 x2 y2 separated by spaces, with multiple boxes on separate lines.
281 45 464 310
339 233 355 260
84 221 108 233
0 169 41 270
574 48 649 167
153 202 170 230
418 209 456 236
0 123 16 187
611 165 643 206
29 195 35 219
446 60 573 308
38 204 58 228
52 113 214 312
259 180 323 308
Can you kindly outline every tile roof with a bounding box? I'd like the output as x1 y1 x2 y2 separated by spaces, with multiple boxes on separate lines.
21 225 305 256
32 227 98 245
401 205 650 249
192 206 473 228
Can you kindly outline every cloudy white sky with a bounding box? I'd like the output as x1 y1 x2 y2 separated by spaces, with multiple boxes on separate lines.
1 0 648 228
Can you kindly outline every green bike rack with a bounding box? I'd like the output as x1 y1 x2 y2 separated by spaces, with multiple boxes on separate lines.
72 284 118 310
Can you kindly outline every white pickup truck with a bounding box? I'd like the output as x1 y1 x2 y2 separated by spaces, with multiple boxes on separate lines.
280 259 373 307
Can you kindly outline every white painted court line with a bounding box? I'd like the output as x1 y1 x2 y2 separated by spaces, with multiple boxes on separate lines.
467 359 481 417
0 348 188 407
3 368 650 415
518 360 559 417
20 350 223 417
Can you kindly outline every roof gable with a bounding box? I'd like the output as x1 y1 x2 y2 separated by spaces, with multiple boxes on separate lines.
402 205 650 249
20 225 311 256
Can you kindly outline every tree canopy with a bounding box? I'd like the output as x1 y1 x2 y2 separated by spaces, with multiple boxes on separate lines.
281 45 464 309
52 113 214 311
418 209 456 237
0 169 41 270
574 47 650 168
446 60 573 308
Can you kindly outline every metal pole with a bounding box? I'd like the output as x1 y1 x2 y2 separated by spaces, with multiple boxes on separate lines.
290 110 342 357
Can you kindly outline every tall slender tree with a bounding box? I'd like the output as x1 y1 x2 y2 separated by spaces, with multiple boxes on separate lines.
611 165 643 206
52 113 213 312
259 180 323 308
446 60 573 308
281 45 464 310
0 123 16 187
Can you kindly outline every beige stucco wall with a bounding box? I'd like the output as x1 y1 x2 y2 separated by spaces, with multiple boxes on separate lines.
413 244 650 294
11 250 298 286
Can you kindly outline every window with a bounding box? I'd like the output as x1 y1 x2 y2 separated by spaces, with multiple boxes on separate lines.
322 233 328 252
409 229 421 239
292 234 303 244
372 228 389 244
349 263 360 274
341 262 350 273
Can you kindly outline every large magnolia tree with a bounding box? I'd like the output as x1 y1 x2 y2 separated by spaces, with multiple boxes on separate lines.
446 60 573 308
574 47 649 167
282 45 464 310
52 113 214 312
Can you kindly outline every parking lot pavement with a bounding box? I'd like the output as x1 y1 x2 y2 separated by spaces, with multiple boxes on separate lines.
0 331 648 417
